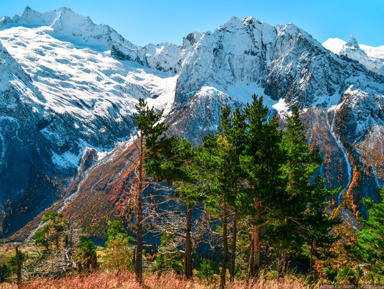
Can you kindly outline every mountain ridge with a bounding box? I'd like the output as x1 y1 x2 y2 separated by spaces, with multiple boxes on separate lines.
0 7 384 240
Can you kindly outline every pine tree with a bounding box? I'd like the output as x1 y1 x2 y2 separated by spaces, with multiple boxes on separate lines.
141 108 207 279
202 106 246 288
358 188 384 275
228 107 247 282
130 98 169 283
240 95 285 279
276 105 339 275
301 176 341 274
77 235 97 272
32 211 68 252
148 138 205 279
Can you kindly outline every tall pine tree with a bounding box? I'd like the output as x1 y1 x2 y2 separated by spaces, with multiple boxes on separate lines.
130 98 169 283
202 106 246 288
275 105 339 275
240 95 285 279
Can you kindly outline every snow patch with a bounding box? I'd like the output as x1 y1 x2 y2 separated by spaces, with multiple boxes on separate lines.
51 150 81 169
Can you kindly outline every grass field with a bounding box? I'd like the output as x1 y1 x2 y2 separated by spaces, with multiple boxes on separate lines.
0 271 314 289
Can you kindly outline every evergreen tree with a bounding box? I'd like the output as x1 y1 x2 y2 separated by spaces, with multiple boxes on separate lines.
130 98 169 283
301 176 340 274
275 105 339 275
358 188 384 275
146 137 205 279
77 235 97 272
202 106 246 288
32 211 68 252
240 95 285 279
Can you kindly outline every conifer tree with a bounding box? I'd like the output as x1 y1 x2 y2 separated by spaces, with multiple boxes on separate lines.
130 98 169 283
357 188 384 275
32 211 68 252
276 106 339 275
303 176 340 273
146 137 205 279
228 107 247 282
240 95 285 279
202 106 246 288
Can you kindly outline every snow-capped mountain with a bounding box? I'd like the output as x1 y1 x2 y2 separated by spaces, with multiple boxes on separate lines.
323 36 384 74
1 7 384 239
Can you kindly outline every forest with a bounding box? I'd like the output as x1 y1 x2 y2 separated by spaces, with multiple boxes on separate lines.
1 95 383 289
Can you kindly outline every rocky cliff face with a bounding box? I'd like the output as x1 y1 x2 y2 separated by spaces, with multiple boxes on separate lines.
1 7 383 239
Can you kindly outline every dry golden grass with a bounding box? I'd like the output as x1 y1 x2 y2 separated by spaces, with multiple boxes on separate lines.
0 271 315 289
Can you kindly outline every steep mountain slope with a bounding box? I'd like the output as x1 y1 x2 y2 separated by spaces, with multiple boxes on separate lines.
0 7 178 236
1 8 384 240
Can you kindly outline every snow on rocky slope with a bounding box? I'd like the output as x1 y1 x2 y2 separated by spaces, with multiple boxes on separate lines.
323 37 384 74
0 7 179 235
1 7 384 239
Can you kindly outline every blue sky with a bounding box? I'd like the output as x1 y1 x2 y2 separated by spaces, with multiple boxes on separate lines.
1 0 383 47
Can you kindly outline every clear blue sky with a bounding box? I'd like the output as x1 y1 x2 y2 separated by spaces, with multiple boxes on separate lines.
1 0 383 47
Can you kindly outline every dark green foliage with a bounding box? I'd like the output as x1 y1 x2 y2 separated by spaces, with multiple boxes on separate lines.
32 210 68 252
358 188 384 274
78 235 96 261
268 106 340 274
301 176 341 267
6 250 25 276
105 220 135 246
196 259 216 282
130 97 172 282
240 95 285 212
0 264 9 282
134 95 341 282
131 98 169 150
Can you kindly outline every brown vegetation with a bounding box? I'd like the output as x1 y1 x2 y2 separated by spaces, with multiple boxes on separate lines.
0 271 313 289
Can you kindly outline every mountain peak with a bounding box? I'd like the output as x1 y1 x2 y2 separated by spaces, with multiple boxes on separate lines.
218 16 244 30
21 6 33 14
347 35 360 49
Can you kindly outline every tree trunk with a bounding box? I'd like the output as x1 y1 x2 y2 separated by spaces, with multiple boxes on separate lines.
220 201 228 288
278 249 286 278
92 254 97 271
253 224 260 275
248 203 261 281
247 232 254 282
185 204 193 279
230 206 238 282
16 246 21 288
309 241 313 274
135 137 144 284
249 200 262 279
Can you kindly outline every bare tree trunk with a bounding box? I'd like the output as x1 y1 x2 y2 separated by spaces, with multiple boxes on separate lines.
91 254 97 272
247 232 254 283
135 137 144 284
220 202 229 288
309 241 313 274
248 208 261 281
253 224 260 275
184 204 193 279
16 246 21 288
230 183 238 282
280 251 286 278
230 207 238 282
